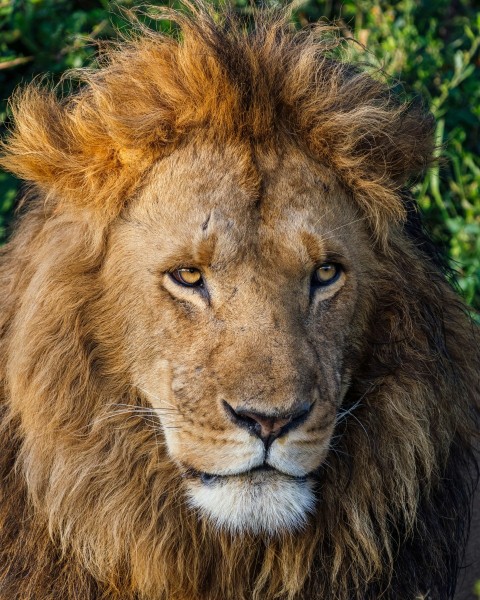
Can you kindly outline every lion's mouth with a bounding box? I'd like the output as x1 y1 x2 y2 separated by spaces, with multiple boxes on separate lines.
184 463 316 534
185 464 309 485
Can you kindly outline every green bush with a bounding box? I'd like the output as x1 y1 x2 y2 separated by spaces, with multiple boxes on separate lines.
0 0 479 309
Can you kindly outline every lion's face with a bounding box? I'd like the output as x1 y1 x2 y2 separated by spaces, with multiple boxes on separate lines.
103 140 376 534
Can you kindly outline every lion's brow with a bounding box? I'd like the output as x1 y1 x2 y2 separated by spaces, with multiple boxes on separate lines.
194 227 218 266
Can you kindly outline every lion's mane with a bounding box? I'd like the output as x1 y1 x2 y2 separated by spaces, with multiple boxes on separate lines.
0 3 478 599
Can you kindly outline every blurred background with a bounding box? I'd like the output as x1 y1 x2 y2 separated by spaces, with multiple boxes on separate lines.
0 0 479 311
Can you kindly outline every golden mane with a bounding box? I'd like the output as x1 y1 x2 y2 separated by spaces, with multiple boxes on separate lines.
0 3 478 600
1 2 434 237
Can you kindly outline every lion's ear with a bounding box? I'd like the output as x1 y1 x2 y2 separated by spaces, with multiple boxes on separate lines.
0 86 157 220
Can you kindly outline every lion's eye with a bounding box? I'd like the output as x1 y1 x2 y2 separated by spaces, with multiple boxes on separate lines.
170 268 203 287
312 263 341 287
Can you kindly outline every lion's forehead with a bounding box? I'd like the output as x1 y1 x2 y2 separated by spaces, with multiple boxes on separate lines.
123 141 359 270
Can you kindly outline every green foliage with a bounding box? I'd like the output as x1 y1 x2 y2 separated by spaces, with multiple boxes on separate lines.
0 0 479 308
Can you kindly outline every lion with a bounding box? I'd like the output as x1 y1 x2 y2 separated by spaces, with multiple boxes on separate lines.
0 2 478 599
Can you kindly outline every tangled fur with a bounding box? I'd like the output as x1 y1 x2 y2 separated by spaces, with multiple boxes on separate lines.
0 3 478 600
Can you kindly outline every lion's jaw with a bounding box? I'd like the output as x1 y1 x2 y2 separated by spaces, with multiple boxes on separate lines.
104 140 373 536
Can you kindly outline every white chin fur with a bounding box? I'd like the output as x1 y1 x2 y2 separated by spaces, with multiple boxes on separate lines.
186 471 315 535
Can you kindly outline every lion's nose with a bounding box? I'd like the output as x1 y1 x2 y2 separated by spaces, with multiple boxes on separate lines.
223 401 313 448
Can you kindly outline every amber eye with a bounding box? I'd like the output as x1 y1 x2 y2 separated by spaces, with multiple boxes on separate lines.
311 263 341 287
170 268 203 288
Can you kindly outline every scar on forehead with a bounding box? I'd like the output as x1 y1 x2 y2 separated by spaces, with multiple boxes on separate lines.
201 213 211 231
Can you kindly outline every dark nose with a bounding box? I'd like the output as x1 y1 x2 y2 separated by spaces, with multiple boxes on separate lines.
223 401 313 448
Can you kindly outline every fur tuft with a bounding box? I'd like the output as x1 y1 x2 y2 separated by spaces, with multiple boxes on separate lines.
0 1 434 236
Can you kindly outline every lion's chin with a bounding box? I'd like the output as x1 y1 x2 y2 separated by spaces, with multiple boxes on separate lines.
185 467 316 535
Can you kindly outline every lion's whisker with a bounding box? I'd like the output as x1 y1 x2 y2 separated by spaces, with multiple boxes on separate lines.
328 443 350 457
105 402 177 414
133 385 179 411
321 458 335 473
319 215 369 241
82 406 178 431
347 411 370 441
334 383 375 442
312 205 336 228
335 399 364 424
335 381 376 426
